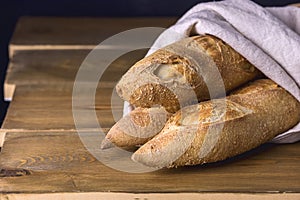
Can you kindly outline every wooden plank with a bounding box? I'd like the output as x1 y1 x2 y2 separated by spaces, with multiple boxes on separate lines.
2 84 123 131
0 131 299 194
9 17 177 56
3 18 153 152
6 50 90 86
1 193 300 200
4 49 147 101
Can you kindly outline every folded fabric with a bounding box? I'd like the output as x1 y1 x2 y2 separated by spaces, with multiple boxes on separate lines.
124 0 300 143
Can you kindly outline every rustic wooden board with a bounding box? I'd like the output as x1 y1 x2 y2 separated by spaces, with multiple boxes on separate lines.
0 131 299 194
2 16 300 198
4 49 147 101
2 84 123 131
9 17 177 56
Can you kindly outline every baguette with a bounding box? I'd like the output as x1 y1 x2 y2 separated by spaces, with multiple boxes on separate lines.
132 79 300 168
116 35 262 113
101 107 171 150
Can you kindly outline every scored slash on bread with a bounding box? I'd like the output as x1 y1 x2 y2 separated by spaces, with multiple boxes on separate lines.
131 79 300 168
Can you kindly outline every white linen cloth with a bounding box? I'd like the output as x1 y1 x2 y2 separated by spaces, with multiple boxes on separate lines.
123 0 300 143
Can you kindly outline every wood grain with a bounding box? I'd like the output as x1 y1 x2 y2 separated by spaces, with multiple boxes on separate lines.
2 84 123 131
1 193 299 200
5 49 147 101
9 17 177 56
0 131 299 194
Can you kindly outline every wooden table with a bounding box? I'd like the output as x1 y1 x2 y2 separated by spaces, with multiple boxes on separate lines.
0 17 299 200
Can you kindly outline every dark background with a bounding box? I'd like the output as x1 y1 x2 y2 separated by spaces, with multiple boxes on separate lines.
0 0 298 125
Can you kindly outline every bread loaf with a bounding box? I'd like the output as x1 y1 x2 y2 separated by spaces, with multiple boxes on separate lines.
101 107 171 150
132 79 300 168
116 35 262 113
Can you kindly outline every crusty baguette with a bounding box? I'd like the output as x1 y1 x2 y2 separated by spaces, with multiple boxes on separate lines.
116 35 262 113
101 107 171 149
132 79 300 168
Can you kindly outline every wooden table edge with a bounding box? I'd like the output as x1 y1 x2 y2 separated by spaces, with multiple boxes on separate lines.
1 192 300 200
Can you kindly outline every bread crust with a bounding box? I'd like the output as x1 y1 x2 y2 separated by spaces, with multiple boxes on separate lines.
116 35 262 113
132 79 300 168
